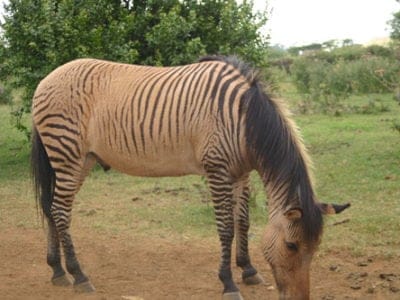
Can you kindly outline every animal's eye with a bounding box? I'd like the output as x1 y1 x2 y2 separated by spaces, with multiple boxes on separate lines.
285 241 298 252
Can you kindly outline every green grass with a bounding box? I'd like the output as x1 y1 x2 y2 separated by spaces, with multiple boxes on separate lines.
0 105 30 180
0 105 36 229
0 90 399 259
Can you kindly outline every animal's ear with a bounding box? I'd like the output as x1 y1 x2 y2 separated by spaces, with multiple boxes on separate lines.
319 202 351 215
284 208 303 221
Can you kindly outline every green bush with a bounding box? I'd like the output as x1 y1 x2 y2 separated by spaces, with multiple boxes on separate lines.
290 47 400 115
291 54 400 101
330 45 366 61
349 56 399 93
0 84 12 105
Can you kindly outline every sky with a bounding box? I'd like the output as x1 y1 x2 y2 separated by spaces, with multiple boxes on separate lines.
254 0 400 47
0 0 398 48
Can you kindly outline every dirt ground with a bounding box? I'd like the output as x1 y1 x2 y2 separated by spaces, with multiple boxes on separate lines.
1 227 399 300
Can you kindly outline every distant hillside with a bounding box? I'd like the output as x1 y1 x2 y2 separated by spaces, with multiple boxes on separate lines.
365 37 391 46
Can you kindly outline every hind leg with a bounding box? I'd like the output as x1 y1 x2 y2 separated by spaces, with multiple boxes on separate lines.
46 217 71 286
233 175 264 285
51 155 97 292
51 175 95 292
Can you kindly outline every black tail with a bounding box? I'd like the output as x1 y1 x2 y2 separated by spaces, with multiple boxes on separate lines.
31 126 55 219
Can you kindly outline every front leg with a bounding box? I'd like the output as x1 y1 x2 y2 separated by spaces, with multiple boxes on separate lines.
233 174 264 285
206 168 243 300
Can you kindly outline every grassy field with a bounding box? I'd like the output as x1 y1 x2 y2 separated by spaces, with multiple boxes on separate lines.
0 90 399 260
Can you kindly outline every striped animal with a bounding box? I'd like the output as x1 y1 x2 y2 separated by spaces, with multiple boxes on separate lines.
31 56 349 300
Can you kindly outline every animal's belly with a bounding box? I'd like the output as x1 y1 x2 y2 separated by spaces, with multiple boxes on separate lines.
94 147 205 177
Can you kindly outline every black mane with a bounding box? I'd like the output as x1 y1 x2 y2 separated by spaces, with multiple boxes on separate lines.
199 55 258 85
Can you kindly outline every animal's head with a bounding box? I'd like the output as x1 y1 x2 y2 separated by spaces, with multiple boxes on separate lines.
263 202 350 300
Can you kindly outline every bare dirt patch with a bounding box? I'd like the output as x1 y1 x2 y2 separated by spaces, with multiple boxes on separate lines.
1 227 399 300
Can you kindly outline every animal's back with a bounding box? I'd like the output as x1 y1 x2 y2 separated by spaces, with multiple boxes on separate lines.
32 58 250 178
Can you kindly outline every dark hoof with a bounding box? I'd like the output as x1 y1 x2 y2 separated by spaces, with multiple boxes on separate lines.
51 274 72 286
243 272 264 285
74 280 95 293
222 291 244 300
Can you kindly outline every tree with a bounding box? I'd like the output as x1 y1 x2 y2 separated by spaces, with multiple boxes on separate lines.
0 0 268 133
1 0 136 113
342 39 354 47
388 10 400 41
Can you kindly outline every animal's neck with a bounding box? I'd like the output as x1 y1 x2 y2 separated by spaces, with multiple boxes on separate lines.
262 167 315 217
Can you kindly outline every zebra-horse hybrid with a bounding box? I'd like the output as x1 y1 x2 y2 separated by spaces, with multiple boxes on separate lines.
31 56 350 300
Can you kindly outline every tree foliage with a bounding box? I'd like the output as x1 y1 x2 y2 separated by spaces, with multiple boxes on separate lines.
0 0 268 124
389 8 400 41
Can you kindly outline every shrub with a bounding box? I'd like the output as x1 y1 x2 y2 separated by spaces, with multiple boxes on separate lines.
291 53 400 112
351 56 397 93
0 84 12 105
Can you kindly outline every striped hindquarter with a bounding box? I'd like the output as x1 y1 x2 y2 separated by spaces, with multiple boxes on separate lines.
31 58 259 297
